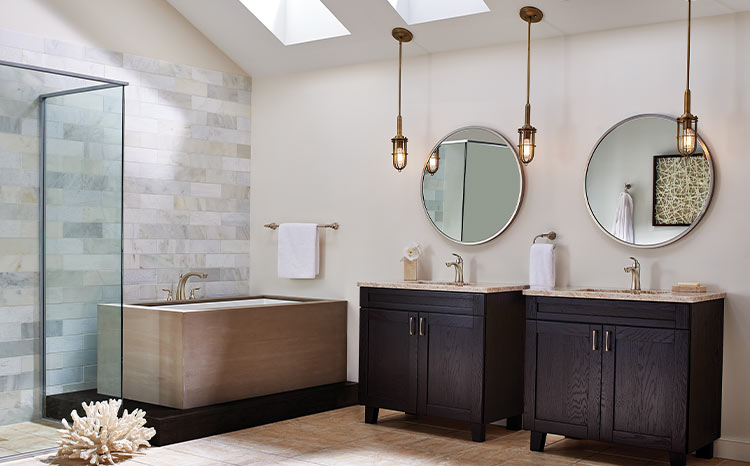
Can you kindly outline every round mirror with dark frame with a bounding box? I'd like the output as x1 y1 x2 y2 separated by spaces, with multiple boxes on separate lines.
585 114 714 248
421 126 524 245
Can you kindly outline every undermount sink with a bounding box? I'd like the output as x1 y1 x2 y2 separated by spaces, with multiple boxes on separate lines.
574 288 669 295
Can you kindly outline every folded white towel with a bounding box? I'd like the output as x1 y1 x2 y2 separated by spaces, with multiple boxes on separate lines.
611 192 634 243
277 223 319 279
529 243 555 290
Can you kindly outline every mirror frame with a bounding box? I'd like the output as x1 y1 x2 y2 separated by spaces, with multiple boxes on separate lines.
584 113 715 249
420 125 525 246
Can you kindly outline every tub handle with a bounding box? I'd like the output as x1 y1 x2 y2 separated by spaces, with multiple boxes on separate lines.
409 317 415 336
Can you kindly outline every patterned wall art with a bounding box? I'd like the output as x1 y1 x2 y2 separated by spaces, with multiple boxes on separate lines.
652 154 710 226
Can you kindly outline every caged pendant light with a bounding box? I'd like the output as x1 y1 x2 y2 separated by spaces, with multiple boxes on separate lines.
426 150 439 175
391 27 413 172
676 0 698 156
518 6 543 165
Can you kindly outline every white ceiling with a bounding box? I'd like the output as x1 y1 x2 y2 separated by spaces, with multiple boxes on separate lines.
167 0 750 77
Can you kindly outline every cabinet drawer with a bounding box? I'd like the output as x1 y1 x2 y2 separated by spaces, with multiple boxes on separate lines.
360 287 481 315
528 297 688 329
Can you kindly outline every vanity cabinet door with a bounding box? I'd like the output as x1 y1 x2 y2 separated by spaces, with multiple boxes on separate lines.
417 312 483 421
601 326 688 452
527 321 602 439
361 309 418 413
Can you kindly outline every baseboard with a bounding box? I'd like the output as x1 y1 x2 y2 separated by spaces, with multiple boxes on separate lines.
715 437 750 462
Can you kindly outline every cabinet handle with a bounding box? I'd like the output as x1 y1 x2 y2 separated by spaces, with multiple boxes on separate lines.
592 330 598 351
409 317 415 336
419 317 425 336
605 330 611 352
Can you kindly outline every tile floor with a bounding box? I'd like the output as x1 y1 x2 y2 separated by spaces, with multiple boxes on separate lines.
2 407 748 465
0 422 59 458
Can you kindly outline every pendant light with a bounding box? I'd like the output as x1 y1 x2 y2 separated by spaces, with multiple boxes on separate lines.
426 150 439 175
677 0 698 156
391 27 413 172
518 6 543 165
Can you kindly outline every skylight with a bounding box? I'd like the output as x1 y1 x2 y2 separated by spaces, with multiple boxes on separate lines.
387 0 490 25
239 0 350 46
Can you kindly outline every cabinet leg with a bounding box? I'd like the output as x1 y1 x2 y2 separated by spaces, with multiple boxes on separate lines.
364 406 379 424
696 442 714 459
506 415 522 431
530 431 547 452
669 452 686 466
470 423 486 442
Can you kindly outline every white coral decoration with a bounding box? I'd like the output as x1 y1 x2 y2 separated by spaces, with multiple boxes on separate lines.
56 399 156 465
402 242 422 262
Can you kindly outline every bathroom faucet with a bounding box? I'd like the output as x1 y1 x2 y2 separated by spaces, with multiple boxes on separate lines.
624 257 641 291
176 272 208 300
445 253 464 284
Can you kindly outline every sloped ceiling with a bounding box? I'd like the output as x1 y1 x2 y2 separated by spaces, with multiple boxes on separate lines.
167 0 750 76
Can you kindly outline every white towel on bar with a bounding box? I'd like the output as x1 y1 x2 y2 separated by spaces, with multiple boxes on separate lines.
529 243 555 290
277 223 319 279
611 191 634 243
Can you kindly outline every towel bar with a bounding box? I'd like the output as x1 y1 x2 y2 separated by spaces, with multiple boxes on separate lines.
264 222 339 230
533 231 556 244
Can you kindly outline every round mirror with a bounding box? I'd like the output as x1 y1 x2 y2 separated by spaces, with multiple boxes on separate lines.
421 126 523 245
585 114 714 248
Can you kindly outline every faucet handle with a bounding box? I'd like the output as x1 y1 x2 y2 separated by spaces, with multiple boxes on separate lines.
628 256 640 267
452 253 463 263
162 288 174 301
189 287 201 300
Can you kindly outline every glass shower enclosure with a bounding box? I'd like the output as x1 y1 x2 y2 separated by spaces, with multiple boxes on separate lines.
0 60 125 459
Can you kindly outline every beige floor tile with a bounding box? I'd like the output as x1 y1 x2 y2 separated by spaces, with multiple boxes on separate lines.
577 452 659 466
129 448 232 465
164 438 284 465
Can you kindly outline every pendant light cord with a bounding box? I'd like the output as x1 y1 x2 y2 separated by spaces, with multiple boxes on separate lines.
686 0 691 92
526 19 531 107
398 39 402 118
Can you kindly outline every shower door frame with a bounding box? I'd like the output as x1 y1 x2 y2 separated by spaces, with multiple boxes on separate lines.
0 59 129 420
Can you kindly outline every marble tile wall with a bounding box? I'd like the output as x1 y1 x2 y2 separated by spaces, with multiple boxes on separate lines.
0 27 252 425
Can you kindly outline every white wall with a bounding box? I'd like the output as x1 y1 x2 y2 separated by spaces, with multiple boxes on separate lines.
251 12 750 459
0 0 244 74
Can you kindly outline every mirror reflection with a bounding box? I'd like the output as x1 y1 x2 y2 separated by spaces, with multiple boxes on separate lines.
585 114 713 248
421 127 523 245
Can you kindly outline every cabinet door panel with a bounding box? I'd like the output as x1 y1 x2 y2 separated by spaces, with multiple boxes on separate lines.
418 313 483 421
364 309 418 413
534 321 602 439
601 326 688 451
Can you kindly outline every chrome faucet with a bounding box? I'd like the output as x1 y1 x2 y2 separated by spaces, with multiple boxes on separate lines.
445 253 464 284
176 272 208 300
624 257 641 291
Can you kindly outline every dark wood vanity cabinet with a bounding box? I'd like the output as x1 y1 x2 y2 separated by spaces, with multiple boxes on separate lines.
524 296 724 466
359 287 525 441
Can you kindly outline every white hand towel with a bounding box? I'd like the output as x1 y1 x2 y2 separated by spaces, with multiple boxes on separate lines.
529 243 555 290
277 223 319 279
611 192 634 244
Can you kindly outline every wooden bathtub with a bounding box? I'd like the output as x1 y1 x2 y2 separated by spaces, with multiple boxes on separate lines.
99 296 347 409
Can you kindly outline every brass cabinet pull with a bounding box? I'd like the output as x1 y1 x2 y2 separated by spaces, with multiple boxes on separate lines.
605 330 612 352
592 329 598 351
419 317 425 336
409 317 415 336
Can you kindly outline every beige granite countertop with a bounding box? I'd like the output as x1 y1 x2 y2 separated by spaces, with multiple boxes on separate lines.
357 281 529 294
523 287 726 303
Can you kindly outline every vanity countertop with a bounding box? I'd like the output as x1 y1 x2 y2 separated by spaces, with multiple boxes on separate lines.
523 287 726 303
357 281 529 294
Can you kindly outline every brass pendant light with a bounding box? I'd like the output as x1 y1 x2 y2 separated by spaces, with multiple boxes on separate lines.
426 150 439 175
391 27 413 172
677 0 698 156
518 6 542 165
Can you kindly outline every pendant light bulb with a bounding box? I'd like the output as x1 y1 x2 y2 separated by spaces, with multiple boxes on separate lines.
391 28 413 172
518 7 542 165
677 0 698 156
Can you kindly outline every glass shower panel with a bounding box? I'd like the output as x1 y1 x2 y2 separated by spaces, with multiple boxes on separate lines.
43 86 123 401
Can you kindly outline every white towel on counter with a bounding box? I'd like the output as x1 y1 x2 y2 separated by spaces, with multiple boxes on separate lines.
277 223 319 279
529 243 555 290
611 191 634 243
